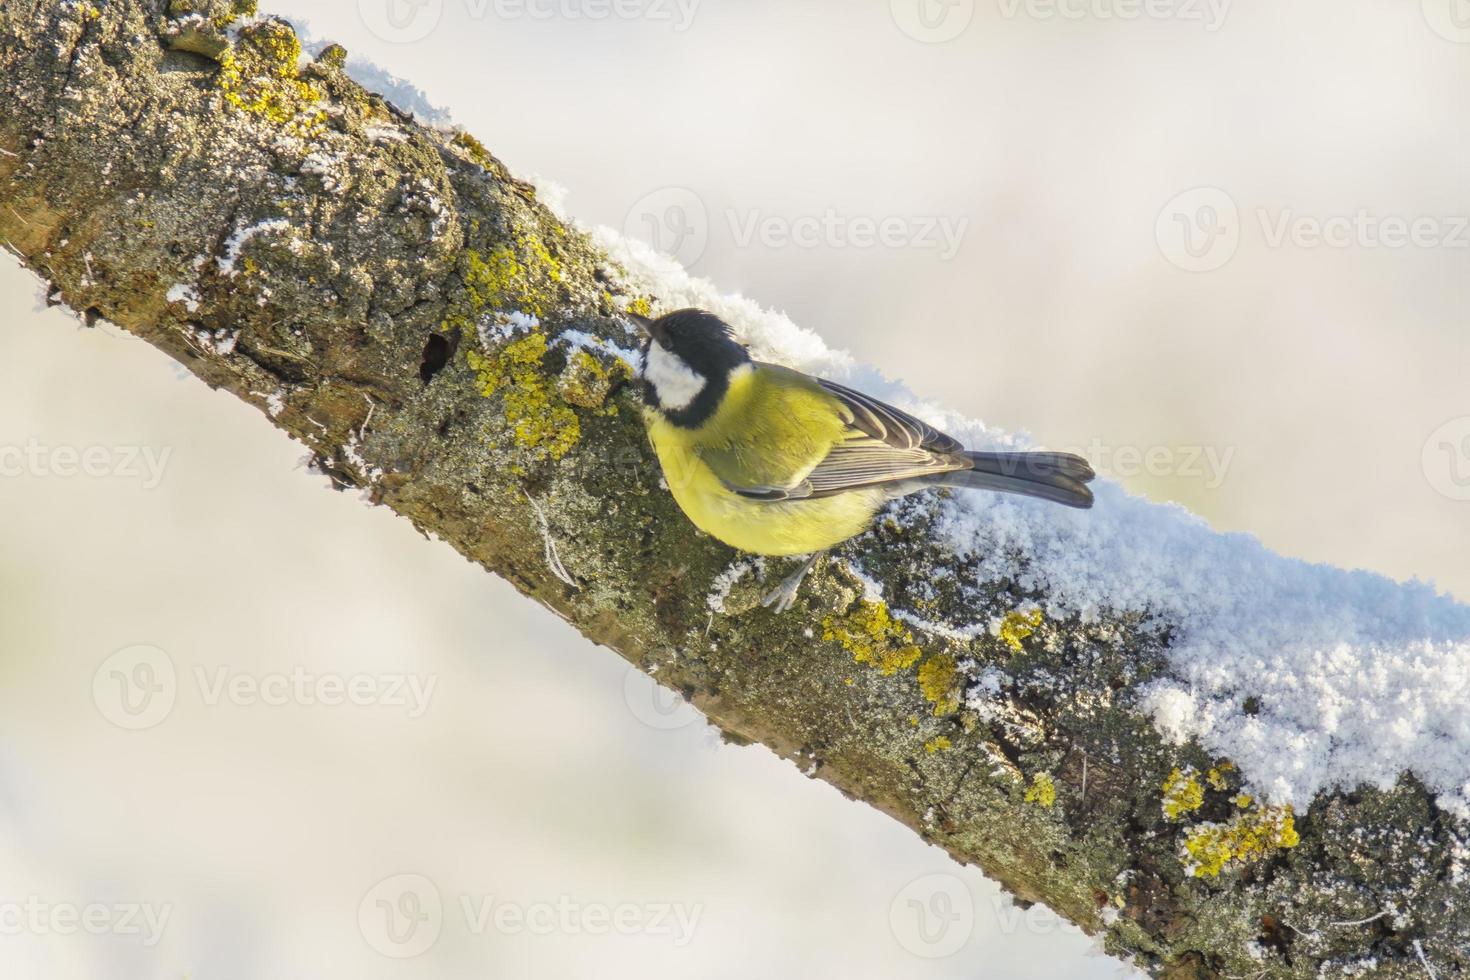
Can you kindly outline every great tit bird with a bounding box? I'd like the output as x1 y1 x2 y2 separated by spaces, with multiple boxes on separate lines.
633 309 1095 610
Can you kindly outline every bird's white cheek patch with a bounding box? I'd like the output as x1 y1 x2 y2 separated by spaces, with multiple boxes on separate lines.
644 344 707 410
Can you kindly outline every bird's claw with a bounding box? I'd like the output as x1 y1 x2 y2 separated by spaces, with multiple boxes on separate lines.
761 578 802 614
760 552 825 614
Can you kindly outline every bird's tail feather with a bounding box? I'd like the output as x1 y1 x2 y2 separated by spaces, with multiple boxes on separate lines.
934 451 1096 509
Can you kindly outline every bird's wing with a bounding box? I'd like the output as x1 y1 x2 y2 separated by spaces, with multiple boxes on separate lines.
797 433 968 499
814 377 965 455
712 368 970 502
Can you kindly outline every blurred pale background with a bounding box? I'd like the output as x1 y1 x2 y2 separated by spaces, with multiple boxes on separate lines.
0 0 1465 976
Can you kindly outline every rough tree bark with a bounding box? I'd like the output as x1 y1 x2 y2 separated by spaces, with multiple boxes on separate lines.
1 2 1464 975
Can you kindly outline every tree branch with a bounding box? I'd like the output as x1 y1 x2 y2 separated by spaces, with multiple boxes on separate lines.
2 2 1464 976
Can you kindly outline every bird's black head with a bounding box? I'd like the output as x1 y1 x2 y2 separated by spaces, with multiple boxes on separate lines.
633 309 752 427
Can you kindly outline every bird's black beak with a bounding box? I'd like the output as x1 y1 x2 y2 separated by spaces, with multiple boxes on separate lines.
628 312 662 343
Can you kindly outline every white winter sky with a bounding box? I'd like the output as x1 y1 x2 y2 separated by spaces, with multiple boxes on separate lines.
0 0 1465 977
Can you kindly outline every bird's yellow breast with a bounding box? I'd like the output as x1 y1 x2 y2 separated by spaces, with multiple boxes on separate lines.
643 364 887 556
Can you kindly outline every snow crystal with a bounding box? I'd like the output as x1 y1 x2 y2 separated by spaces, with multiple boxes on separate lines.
477 311 541 348
557 328 642 374
165 283 201 313
589 212 1470 817
529 175 571 221
342 434 381 484
218 219 290 276
189 326 238 356
894 612 988 643
840 560 886 604
364 123 408 143
300 150 347 192
339 61 451 127
250 389 287 418
706 559 762 614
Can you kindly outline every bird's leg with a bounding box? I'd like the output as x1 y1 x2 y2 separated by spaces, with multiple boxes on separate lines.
761 551 826 613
